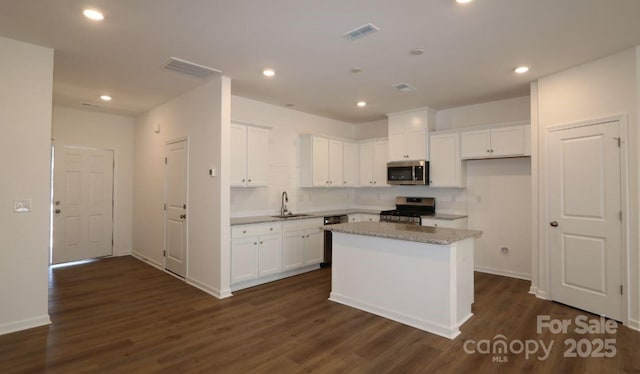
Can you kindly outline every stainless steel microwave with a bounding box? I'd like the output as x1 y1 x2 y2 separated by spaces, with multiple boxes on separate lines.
387 160 429 185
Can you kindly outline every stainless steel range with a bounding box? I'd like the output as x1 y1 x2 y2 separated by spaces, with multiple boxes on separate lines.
380 196 436 224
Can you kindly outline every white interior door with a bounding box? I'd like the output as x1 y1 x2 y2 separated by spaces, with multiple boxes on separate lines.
165 139 188 278
547 121 622 320
52 146 114 264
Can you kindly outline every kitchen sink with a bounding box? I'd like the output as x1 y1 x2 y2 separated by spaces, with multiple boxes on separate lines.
271 213 312 219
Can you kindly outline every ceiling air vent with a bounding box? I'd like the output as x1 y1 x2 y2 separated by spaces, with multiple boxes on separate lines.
392 83 416 92
343 23 380 41
162 57 221 79
81 102 103 108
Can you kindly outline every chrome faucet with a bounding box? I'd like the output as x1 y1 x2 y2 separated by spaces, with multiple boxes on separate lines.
280 191 289 216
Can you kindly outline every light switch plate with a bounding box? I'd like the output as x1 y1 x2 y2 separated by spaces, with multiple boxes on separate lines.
14 199 31 213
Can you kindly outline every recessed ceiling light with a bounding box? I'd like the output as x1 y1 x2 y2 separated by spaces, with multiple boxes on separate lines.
456 0 473 4
262 69 276 77
83 9 104 21
357 101 367 108
514 66 530 74
100 95 112 101
409 48 424 56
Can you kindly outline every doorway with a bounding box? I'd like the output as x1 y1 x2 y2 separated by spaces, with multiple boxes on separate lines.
51 145 114 264
546 120 624 321
164 139 188 278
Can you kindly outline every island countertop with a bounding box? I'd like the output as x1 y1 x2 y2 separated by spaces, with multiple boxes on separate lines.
326 221 482 245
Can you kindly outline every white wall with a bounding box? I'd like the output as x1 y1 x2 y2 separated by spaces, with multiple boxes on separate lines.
0 37 53 335
436 96 531 130
532 47 639 328
134 76 232 298
52 106 134 256
230 96 359 216
351 118 388 140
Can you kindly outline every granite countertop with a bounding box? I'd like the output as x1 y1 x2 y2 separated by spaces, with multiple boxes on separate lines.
230 209 383 226
326 221 482 245
424 213 467 221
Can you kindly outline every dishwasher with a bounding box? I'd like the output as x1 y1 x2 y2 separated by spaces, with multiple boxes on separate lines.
321 214 348 268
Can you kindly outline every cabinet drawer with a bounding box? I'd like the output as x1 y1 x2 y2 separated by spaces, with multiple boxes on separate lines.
232 222 282 238
282 218 324 232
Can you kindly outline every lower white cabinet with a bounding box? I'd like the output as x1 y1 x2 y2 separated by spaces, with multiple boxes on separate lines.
348 213 380 223
421 217 468 229
282 218 324 271
231 218 324 290
231 222 282 284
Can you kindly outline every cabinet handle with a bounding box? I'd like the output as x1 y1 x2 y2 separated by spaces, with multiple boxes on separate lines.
490 149 494 153
373 181 377 184
242 179 246 182
260 241 263 244
301 235 305 238
243 230 247 234
248 179 252 182
343 181 347 184
254 242 257 245
270 227 273 231
486 149 490 153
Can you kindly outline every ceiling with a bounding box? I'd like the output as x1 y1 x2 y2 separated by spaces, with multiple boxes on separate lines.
1 0 640 123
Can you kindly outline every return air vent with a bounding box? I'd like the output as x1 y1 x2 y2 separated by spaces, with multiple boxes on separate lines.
343 23 379 41
81 102 103 108
162 57 221 79
392 83 416 92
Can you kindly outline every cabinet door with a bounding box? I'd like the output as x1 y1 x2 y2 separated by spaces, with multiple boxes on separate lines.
282 229 304 271
348 214 362 222
328 139 343 186
404 129 426 160
358 142 374 186
387 133 405 161
490 125 525 157
312 137 329 186
230 124 248 186
372 140 388 186
429 132 463 187
303 227 324 265
460 129 491 159
246 127 269 186
342 142 358 186
231 237 258 283
258 234 282 277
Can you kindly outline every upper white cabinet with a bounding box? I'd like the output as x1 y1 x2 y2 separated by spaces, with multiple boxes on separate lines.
300 135 359 187
429 131 465 188
387 107 435 162
359 139 388 187
460 123 531 160
231 122 269 187
342 141 359 187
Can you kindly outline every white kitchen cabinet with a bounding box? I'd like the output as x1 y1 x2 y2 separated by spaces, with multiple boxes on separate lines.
301 135 347 187
282 218 324 271
429 131 465 188
359 139 388 187
231 122 269 187
348 214 362 222
460 123 530 160
387 107 435 161
231 222 282 284
421 217 468 229
361 214 380 222
342 141 359 186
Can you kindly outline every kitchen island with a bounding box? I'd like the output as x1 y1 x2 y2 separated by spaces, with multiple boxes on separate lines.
326 221 482 339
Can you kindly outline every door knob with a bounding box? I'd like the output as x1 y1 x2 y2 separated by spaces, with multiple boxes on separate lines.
55 209 61 214
550 221 558 227
180 214 186 219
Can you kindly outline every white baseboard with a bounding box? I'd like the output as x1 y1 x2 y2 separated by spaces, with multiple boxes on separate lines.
187 277 231 299
113 250 132 257
329 292 460 340
628 318 640 331
131 250 163 270
475 266 531 281
0 315 51 336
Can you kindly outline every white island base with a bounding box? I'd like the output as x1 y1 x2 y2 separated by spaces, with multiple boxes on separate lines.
329 232 474 339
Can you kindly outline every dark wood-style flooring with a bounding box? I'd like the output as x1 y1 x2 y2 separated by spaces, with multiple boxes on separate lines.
1 256 639 373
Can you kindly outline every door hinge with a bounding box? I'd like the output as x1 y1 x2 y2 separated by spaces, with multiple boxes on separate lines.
620 285 623 295
615 137 621 147
163 250 166 257
619 211 622 221
183 204 187 209
164 157 168 164
164 203 167 211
